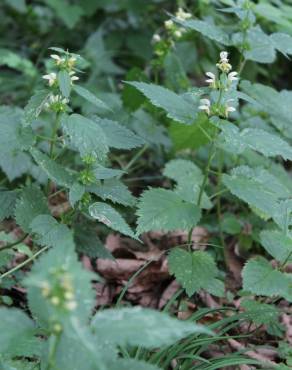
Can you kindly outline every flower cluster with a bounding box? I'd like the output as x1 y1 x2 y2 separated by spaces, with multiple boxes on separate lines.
199 51 238 118
44 94 69 113
164 7 192 39
41 271 77 312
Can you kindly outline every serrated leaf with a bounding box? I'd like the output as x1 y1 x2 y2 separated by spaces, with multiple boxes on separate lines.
30 148 75 187
270 32 292 56
62 114 109 160
0 152 32 182
127 82 197 124
260 229 292 264
241 299 279 326
15 185 49 233
176 18 231 45
168 249 219 296
220 124 292 160
94 117 145 149
0 190 19 221
91 307 211 348
88 179 136 207
244 27 276 63
74 85 110 111
89 202 136 238
0 308 36 357
69 183 85 207
93 165 124 180
74 222 113 259
23 90 50 126
30 214 75 249
242 257 292 300
25 247 95 328
222 166 290 220
58 70 71 98
136 188 201 234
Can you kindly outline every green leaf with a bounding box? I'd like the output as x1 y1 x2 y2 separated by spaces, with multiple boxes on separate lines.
74 85 110 111
136 188 201 234
241 299 279 326
93 165 124 180
244 27 276 63
242 257 292 300
0 48 36 76
0 152 32 182
91 307 211 348
169 115 214 151
222 166 290 220
74 222 113 259
25 246 95 328
0 190 19 221
88 179 136 207
0 308 36 357
58 70 71 98
168 249 220 296
30 214 75 249
15 185 49 233
89 202 136 239
45 0 84 28
260 229 292 264
176 18 231 45
220 124 292 160
270 32 292 56
94 117 145 149
221 214 242 235
62 114 109 161
69 183 85 207
108 359 161 370
30 148 75 188
23 90 51 126
126 82 198 124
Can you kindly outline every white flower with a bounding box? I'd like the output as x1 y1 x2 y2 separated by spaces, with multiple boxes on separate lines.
220 51 229 62
176 7 192 21
42 72 57 86
65 300 77 311
50 54 65 65
205 72 216 86
228 71 238 82
164 19 174 29
69 71 79 83
225 99 236 117
199 98 211 115
152 34 161 43
174 30 182 38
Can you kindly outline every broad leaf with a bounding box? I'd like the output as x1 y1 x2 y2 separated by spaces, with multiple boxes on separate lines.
136 188 201 234
260 229 292 264
0 189 19 221
23 90 50 126
74 85 110 111
58 70 71 98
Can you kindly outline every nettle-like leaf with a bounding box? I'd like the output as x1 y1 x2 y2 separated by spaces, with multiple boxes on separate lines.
93 117 145 150
270 32 292 56
30 148 76 188
168 249 224 297
241 299 279 326
0 189 19 222
30 214 75 249
25 246 95 328
136 188 201 235
93 165 124 180
175 18 231 45
244 26 276 63
273 199 292 233
241 81 292 139
260 229 292 264
74 85 110 111
222 166 290 221
91 307 211 348
126 82 198 124
23 90 51 126
242 257 292 301
0 308 38 358
62 113 109 160
163 159 212 209
88 179 136 207
89 202 136 239
15 185 49 233
69 182 85 207
220 123 292 160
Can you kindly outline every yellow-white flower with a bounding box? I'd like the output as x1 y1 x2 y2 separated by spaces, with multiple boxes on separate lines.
164 19 174 29
225 99 236 117
205 72 216 87
220 51 229 63
216 51 232 73
69 71 79 84
199 98 211 115
176 7 192 21
174 29 183 38
65 300 77 311
50 54 65 65
228 71 238 82
42 72 57 87
152 34 161 43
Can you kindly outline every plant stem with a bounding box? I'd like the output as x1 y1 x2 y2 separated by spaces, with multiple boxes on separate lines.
46 112 61 195
120 144 148 176
0 233 28 252
46 334 60 370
